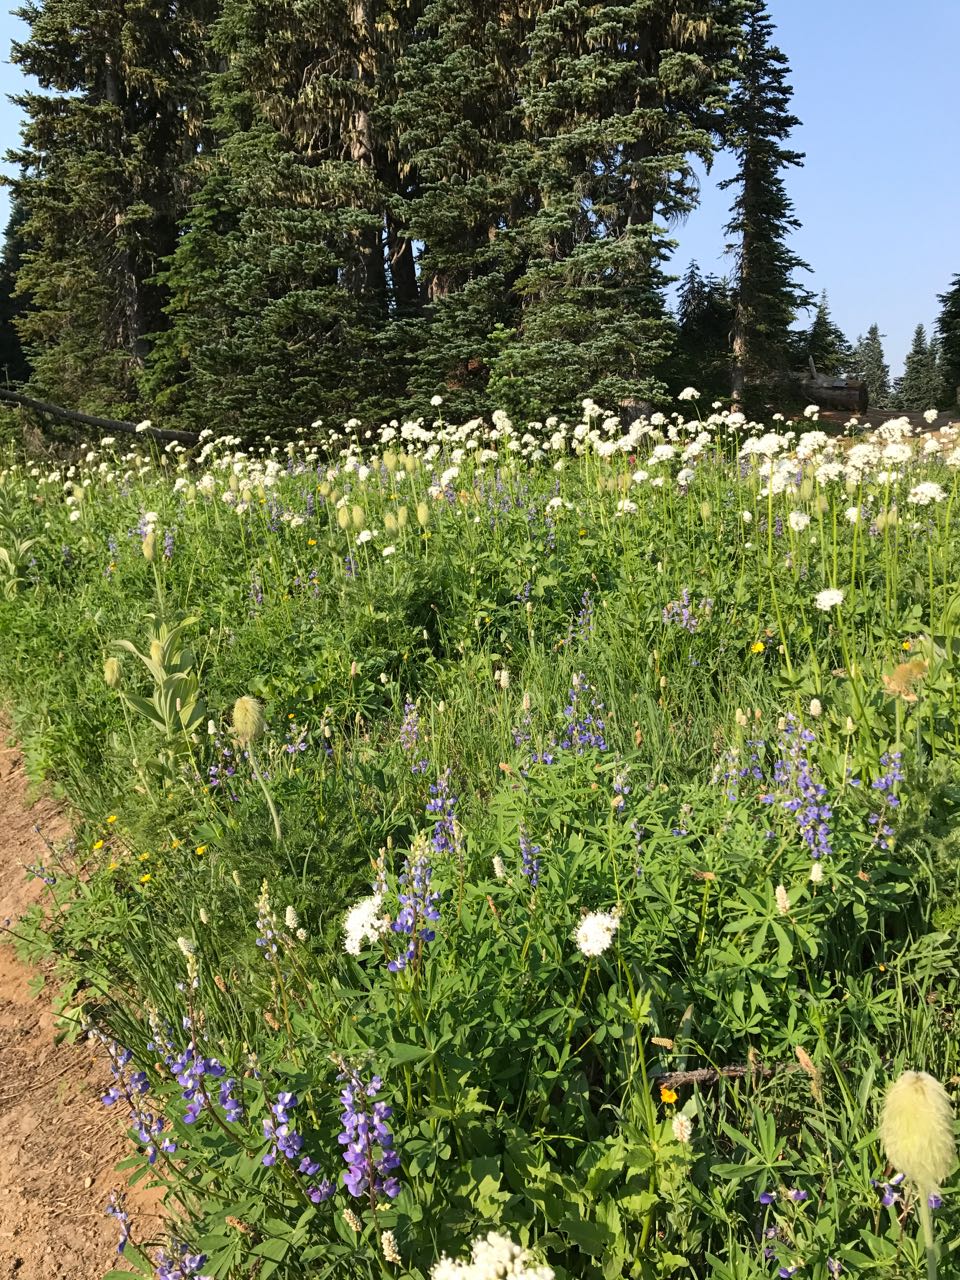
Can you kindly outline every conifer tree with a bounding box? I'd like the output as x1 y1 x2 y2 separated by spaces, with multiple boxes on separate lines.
795 292 851 376
935 273 960 408
148 0 420 431
850 323 890 411
893 323 941 411
672 260 733 399
721 0 811 404
7 0 218 413
484 0 743 419
0 200 31 386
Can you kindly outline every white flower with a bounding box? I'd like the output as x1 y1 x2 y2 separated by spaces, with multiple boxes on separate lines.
788 511 810 533
382 544 396 557
430 395 444 408
492 855 506 881
678 387 700 401
775 884 790 916
814 587 844 611
803 404 820 419
343 892 388 955
69 509 81 522
177 936 196 957
923 408 939 424
431 1230 554 1280
845 506 860 524
575 910 620 957
907 482 946 506
356 529 373 544
381 1230 402 1264
809 862 824 883
672 1113 693 1143
285 905 299 930
741 510 753 523
808 698 822 717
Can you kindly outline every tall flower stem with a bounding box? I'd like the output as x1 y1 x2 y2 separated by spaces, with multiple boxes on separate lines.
248 741 282 844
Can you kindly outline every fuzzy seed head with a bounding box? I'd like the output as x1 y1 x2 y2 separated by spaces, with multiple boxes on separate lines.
232 695 266 745
336 505 351 530
103 657 121 689
142 529 156 561
881 1069 956 1192
416 501 430 528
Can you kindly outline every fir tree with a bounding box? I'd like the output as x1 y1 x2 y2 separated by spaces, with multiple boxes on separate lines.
148 0 419 431
0 199 31 386
7 0 218 414
893 323 941 412
672 260 733 400
795 292 851 377
486 0 743 419
935 273 960 408
721 0 812 404
850 323 890 411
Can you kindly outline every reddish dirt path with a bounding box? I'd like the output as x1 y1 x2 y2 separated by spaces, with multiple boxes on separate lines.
0 737 163 1279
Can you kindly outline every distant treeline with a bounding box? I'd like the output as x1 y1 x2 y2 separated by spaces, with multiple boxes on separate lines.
0 0 957 429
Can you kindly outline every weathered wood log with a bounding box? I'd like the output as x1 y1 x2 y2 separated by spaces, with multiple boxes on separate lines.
0 388 199 445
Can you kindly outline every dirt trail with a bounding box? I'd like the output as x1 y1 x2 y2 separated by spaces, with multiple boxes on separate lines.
0 737 163 1279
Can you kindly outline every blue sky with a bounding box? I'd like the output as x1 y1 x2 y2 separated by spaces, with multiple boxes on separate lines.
0 0 956 375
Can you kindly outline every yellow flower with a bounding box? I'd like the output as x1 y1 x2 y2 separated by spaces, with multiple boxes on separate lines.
307 538 317 546
902 639 912 651
107 814 117 824
171 838 181 849
751 641 765 654
195 845 207 856
92 838 104 850
139 852 150 862
108 861 120 871
660 1086 678 1105
139 873 152 884
578 529 587 537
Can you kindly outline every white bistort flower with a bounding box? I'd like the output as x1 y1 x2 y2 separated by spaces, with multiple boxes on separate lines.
788 511 810 533
574 910 620 957
677 386 700 401
814 587 844 611
431 1230 554 1280
672 1113 694 1143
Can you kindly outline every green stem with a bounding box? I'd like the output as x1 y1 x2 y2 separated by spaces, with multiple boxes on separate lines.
248 741 282 844
919 1194 938 1280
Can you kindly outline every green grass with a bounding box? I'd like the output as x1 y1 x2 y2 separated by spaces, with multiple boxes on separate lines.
1 402 959 1279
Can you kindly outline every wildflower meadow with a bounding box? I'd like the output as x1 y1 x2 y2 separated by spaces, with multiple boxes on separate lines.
2 398 960 1280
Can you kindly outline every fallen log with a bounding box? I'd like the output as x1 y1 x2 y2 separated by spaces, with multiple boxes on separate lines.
0 388 199 445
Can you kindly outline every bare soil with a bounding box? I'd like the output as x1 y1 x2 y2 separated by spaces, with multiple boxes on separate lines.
0 737 163 1279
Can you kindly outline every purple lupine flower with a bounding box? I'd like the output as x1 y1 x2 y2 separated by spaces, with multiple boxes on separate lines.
337 1069 402 1202
867 751 904 850
827 1260 842 1277
662 589 712 634
344 555 357 579
872 1172 905 1206
96 1033 176 1164
218 1077 243 1122
105 1190 131 1254
259 1089 328 1189
559 674 607 753
399 701 428 772
519 827 541 888
388 845 440 973
426 770 458 857
163 529 175 560
153 1242 213 1280
762 716 833 860
788 1189 809 1202
758 1190 776 1205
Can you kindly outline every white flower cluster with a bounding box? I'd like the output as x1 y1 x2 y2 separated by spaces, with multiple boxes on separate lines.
431 1231 554 1280
343 892 389 956
574 909 620 957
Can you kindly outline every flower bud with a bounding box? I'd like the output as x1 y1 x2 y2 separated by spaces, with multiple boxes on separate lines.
232 695 266 745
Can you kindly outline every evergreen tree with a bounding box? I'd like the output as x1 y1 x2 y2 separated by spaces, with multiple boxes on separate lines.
721 0 812 403
935 273 960 408
148 0 419 431
850 323 890 411
0 199 31 386
7 0 219 414
490 0 743 419
672 260 733 399
795 292 851 376
893 323 941 411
